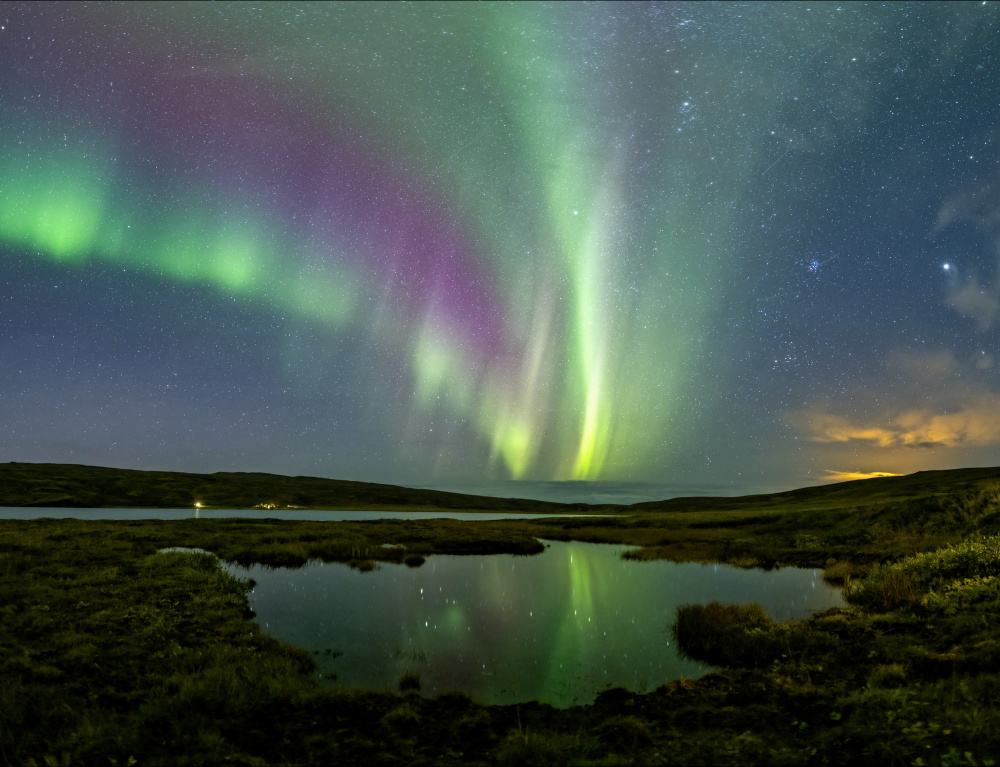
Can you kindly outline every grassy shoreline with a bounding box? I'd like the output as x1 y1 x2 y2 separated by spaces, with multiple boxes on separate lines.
4 469 1000 764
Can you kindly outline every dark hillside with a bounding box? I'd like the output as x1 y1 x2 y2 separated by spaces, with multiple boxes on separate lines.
0 462 599 512
632 467 1000 513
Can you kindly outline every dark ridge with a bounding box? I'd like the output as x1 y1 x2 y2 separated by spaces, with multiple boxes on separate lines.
0 462 609 512
4 462 1000 515
631 467 1000 513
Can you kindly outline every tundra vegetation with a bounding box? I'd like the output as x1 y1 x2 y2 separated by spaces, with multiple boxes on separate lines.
2 465 1000 764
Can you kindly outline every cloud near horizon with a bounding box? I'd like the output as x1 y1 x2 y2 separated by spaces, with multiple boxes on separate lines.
802 399 1000 449
790 348 1000 458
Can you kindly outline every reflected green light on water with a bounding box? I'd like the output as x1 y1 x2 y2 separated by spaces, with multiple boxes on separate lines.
229 541 844 707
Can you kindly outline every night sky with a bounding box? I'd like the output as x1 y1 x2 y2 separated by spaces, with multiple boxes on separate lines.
3 2 1000 504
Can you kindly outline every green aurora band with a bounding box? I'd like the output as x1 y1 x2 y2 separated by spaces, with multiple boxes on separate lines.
2 2 776 481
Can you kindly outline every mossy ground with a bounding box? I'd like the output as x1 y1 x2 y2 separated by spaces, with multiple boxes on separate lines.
3 472 1000 764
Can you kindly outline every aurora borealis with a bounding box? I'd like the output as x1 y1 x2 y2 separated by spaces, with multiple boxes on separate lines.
3 2 1000 501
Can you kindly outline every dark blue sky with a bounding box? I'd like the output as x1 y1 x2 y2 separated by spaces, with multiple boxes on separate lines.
2 2 999 502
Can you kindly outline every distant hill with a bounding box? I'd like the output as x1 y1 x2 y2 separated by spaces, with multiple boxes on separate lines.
2 462 999 515
631 467 1000 513
0 462 598 512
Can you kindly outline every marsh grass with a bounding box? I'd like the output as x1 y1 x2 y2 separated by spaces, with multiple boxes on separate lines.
399 671 422 692
612 475 1000 572
671 602 790 667
664 532 1000 763
846 533 1000 612
0 528 317 765
722 554 764 568
867 663 907 688
821 559 864 584
842 563 915 611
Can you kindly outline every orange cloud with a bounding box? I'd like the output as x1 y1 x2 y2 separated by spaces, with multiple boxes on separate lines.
822 470 904 482
804 413 897 447
895 406 1000 447
803 400 1000 449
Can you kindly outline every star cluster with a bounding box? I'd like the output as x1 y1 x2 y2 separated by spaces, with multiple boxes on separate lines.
2 2 999 501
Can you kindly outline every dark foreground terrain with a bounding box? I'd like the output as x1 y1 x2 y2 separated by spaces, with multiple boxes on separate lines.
3 464 1000 764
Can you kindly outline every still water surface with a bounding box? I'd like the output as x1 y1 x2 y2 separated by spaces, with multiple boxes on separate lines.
227 540 844 708
10 508 843 706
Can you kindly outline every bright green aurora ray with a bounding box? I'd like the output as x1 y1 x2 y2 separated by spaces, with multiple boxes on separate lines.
1 2 755 483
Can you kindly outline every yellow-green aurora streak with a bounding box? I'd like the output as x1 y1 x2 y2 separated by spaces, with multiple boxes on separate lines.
1 2 742 482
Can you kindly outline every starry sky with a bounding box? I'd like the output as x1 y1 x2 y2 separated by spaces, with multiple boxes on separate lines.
3 2 1000 504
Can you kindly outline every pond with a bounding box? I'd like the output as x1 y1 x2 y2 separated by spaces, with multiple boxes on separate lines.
226 540 844 708
0 507 615 521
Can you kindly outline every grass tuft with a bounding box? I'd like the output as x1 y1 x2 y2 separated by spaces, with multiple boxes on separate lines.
867 663 907 688
671 601 789 667
846 566 918 611
398 671 422 693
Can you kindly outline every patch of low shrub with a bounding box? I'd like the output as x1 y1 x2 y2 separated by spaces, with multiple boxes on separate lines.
822 559 865 584
919 575 1000 616
724 554 763 568
867 663 907 688
901 533 1000 584
847 533 1000 611
670 601 790 667
399 671 421 692
846 566 918 611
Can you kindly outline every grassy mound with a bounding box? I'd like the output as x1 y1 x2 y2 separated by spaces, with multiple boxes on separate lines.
671 602 790 668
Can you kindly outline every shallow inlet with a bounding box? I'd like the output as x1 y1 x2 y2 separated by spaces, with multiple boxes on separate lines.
227 540 844 708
